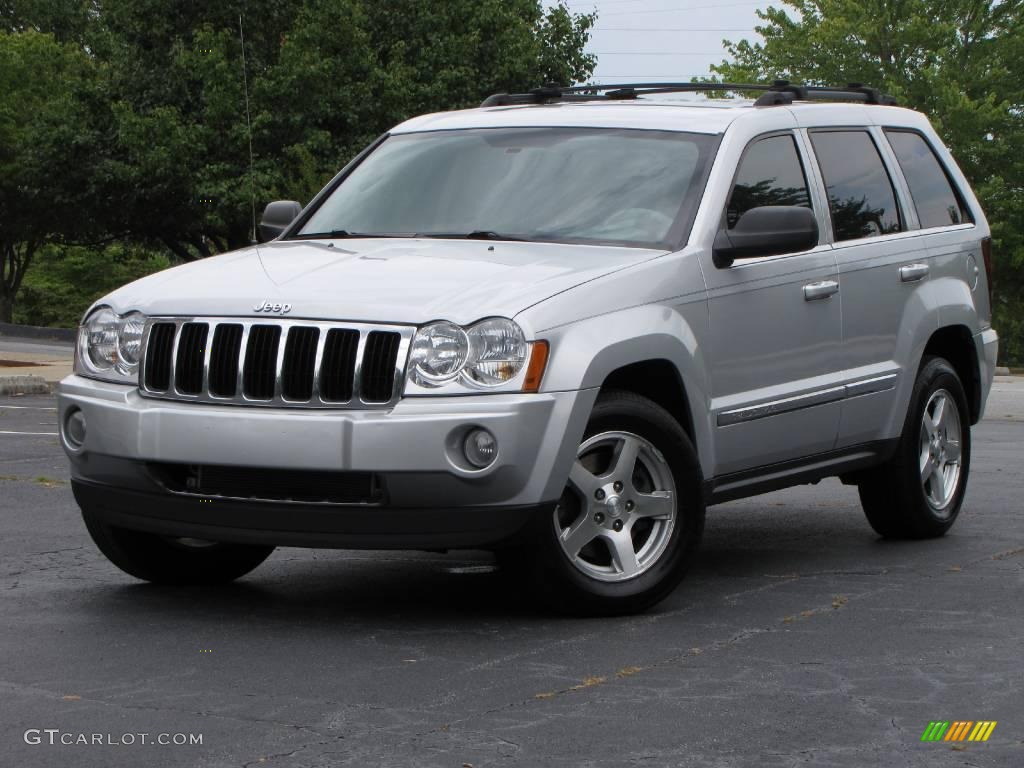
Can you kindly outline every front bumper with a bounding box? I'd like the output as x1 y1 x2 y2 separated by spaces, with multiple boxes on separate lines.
72 478 554 549
58 375 597 547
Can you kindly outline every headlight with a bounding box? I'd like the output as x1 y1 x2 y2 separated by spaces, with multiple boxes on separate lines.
117 312 147 367
83 307 119 370
465 318 528 386
408 321 470 385
406 317 533 392
75 307 149 384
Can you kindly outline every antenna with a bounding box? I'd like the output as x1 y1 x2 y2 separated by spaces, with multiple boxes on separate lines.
239 14 257 244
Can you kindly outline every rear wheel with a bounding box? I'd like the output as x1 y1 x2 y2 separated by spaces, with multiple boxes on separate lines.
511 390 705 615
858 357 971 539
82 505 274 584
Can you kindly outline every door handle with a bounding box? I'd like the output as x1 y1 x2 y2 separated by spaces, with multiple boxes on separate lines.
899 263 929 282
803 280 839 301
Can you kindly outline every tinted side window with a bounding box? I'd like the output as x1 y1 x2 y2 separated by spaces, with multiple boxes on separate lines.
810 131 902 242
886 130 970 229
726 134 811 229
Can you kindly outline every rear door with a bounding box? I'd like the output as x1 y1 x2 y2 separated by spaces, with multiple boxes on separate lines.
804 128 920 448
883 127 981 324
702 131 843 476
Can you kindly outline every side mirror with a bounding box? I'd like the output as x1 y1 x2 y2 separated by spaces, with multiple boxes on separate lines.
258 200 302 243
713 205 819 268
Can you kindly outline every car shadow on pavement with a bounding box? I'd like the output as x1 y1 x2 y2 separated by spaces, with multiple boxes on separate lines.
82 551 565 626
74 504 937 629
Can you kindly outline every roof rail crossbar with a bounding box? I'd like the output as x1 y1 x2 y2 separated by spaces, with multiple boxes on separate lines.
480 80 897 107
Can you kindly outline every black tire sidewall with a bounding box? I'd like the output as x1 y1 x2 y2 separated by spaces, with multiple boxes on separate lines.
528 391 705 614
896 357 972 531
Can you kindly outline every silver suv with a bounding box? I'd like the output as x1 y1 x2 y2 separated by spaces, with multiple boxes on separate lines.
59 82 999 614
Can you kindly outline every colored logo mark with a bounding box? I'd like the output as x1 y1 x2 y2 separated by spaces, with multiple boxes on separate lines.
921 721 997 742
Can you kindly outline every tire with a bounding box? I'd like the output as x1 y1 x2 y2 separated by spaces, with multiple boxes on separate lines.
81 505 274 585
510 390 705 616
858 356 971 539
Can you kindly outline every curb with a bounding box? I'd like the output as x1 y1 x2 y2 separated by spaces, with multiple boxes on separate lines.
0 322 76 344
0 374 52 396
995 366 1010 376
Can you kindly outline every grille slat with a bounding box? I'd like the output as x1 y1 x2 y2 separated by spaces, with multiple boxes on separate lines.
143 323 176 391
363 331 401 402
208 324 243 397
140 318 408 409
174 323 208 395
281 327 319 401
320 329 359 402
243 325 281 400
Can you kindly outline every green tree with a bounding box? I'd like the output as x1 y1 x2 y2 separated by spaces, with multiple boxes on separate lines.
710 0 1024 363
14 245 170 328
86 0 597 260
0 29 98 322
0 1 595 322
260 0 597 201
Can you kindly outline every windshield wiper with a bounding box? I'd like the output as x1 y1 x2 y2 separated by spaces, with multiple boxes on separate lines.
289 230 410 240
415 230 528 242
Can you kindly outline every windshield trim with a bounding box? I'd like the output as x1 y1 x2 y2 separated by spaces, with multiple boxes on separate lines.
283 127 722 251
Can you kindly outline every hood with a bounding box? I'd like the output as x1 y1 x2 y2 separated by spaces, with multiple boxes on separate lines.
100 238 665 326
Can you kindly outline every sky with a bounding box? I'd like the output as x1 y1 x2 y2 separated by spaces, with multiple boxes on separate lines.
552 0 776 85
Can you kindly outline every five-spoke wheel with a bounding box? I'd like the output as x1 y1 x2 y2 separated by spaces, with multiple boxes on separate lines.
919 389 963 514
508 390 704 615
557 431 677 581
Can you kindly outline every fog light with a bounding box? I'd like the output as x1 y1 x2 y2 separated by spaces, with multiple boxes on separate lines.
64 408 87 449
463 428 498 469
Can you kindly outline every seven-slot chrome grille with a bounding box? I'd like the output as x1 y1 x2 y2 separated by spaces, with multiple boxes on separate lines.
139 318 413 408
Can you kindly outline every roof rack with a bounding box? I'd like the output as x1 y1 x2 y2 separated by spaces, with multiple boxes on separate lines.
480 80 898 108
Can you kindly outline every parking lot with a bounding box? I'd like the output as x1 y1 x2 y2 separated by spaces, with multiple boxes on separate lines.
1 386 1022 767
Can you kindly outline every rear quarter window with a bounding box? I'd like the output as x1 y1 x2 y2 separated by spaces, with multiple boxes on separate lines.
885 130 972 229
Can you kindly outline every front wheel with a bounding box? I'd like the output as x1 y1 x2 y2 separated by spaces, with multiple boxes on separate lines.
511 390 705 615
858 357 971 539
82 505 274 585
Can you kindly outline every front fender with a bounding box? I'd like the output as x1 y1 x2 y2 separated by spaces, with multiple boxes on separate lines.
538 303 713 478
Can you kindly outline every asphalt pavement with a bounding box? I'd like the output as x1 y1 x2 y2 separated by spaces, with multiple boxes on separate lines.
0 390 1021 767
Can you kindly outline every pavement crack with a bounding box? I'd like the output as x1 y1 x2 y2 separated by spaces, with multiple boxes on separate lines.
991 546 1024 561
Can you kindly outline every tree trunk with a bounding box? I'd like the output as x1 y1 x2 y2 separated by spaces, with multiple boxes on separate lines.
1 240 36 324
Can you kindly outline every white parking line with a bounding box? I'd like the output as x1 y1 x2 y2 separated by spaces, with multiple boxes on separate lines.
0 431 58 436
0 405 57 410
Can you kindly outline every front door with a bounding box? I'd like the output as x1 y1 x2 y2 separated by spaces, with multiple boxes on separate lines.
703 131 843 477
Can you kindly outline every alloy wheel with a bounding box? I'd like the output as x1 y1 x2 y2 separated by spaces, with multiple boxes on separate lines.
919 388 963 515
555 430 677 582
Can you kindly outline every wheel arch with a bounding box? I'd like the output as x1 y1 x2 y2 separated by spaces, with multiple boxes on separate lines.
539 304 712 477
922 324 982 424
600 360 696 446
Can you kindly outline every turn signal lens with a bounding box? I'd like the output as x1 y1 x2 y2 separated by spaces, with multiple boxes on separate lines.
522 340 549 393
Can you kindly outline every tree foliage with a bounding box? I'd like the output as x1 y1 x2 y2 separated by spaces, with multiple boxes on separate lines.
14 244 170 328
0 28 99 322
1 0 596 322
712 0 1024 363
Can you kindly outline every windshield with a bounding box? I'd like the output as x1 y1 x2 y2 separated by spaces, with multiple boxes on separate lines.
294 127 718 249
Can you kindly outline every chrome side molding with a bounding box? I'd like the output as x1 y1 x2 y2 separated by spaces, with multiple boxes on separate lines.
718 373 898 426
